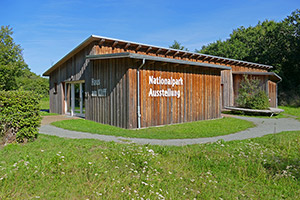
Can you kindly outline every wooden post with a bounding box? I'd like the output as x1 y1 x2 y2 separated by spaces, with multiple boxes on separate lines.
80 83 83 114
64 83 67 114
71 83 75 116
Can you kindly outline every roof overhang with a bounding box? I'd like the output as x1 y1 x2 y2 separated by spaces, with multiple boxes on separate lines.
232 71 282 82
43 35 274 76
86 52 231 70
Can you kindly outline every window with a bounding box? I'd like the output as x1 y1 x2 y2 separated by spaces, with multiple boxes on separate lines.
54 83 58 94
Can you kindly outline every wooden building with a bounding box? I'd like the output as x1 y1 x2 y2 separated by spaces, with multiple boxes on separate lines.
43 35 281 129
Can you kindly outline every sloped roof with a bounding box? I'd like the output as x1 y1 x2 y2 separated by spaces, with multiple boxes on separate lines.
86 52 231 70
43 35 273 76
232 71 281 82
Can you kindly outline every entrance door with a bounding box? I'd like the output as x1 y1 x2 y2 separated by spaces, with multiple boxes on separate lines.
65 82 85 117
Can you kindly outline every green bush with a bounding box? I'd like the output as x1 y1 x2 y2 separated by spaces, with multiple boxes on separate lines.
236 75 270 110
0 90 41 143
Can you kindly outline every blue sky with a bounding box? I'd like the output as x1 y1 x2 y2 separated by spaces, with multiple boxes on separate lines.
0 0 298 76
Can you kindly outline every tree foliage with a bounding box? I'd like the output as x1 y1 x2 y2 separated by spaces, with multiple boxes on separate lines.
236 75 269 110
0 25 28 90
0 25 49 97
198 9 300 105
16 69 49 97
169 40 189 51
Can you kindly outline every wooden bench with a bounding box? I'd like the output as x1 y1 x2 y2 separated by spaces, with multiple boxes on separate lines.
224 106 284 117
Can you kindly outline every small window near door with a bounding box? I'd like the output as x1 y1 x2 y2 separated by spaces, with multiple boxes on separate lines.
54 83 58 94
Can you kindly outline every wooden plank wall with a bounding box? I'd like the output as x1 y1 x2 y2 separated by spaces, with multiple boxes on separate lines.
138 62 221 128
221 70 234 107
85 58 131 128
221 66 268 108
268 81 277 107
85 58 222 129
49 43 95 114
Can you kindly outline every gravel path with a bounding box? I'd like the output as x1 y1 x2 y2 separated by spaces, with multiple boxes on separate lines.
39 115 300 146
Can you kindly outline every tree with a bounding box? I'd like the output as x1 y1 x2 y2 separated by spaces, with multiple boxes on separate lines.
236 75 269 110
16 69 49 97
197 9 300 105
0 25 29 90
0 25 49 96
169 40 189 51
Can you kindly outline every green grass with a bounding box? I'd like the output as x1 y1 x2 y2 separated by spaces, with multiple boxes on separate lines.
279 106 300 120
51 117 254 139
40 111 58 116
39 97 59 116
40 97 50 110
1 131 300 199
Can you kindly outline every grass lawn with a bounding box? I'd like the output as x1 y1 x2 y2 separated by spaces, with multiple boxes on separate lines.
51 117 254 139
40 111 58 116
40 97 50 110
1 131 300 199
39 97 58 116
279 106 300 120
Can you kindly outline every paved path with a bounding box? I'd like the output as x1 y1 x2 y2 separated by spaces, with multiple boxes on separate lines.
39 116 300 146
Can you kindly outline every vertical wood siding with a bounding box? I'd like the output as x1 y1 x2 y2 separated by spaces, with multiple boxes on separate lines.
268 81 277 107
85 58 130 128
138 62 221 128
84 58 222 129
49 43 95 114
221 65 268 108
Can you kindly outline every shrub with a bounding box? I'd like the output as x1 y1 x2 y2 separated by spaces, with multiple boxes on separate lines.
0 90 41 143
236 75 269 110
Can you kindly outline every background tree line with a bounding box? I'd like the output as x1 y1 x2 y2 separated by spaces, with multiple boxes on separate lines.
0 25 49 97
170 9 300 106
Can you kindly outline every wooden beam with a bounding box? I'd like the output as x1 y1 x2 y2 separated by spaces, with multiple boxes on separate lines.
209 57 217 62
146 47 152 53
182 52 188 57
173 51 180 56
99 39 105 45
226 60 234 64
165 49 171 55
217 58 225 63
189 53 195 58
232 61 239 65
202 56 210 61
156 48 162 54
124 43 131 49
226 60 234 65
136 45 142 51
196 55 205 60
112 41 118 48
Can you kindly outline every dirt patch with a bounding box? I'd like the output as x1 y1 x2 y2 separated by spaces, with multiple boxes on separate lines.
41 115 81 125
